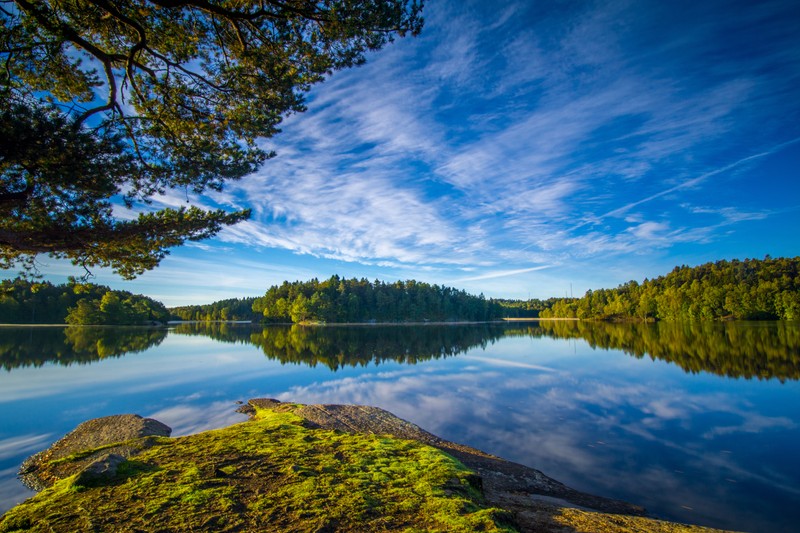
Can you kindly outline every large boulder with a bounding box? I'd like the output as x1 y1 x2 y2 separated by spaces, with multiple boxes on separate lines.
19 414 170 490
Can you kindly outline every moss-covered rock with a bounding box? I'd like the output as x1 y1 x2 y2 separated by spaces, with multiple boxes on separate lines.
18 414 171 491
2 403 515 532
1 400 739 532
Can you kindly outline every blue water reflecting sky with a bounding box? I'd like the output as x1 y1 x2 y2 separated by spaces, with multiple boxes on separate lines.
1 326 798 531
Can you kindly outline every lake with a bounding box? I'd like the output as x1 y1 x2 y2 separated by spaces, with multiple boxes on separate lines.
1 321 798 531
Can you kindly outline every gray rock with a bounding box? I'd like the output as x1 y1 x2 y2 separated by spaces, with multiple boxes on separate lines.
19 414 171 491
74 453 127 486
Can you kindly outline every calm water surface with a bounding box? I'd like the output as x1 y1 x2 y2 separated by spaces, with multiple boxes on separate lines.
1 321 798 532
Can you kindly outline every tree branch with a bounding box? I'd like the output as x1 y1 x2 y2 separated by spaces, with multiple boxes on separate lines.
13 0 127 65
73 59 120 126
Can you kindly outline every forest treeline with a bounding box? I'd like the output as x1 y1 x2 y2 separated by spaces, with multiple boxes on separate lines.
540 257 800 321
168 289 541 323
0 278 169 325
170 297 258 322
251 276 505 323
3 257 798 325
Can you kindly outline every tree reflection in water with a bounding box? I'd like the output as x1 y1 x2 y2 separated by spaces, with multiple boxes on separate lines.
0 327 167 370
172 321 800 380
2 321 797 380
524 320 800 381
172 323 510 370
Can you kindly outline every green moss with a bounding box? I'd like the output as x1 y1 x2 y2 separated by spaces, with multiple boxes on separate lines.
554 508 735 532
1 407 516 532
48 436 167 466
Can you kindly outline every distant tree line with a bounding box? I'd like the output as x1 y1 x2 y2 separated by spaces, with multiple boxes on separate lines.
539 257 800 321
252 276 504 323
170 297 259 322
0 278 169 325
492 298 564 318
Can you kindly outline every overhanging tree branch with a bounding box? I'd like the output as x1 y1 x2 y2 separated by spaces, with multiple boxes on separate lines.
1 0 423 277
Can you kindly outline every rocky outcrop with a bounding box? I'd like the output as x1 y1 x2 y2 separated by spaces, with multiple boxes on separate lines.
9 401 735 533
19 414 170 491
236 399 662 532
240 398 644 518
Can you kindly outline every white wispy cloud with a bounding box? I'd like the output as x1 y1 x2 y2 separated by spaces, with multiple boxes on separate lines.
595 137 800 223
0 434 53 461
73 0 800 299
455 265 553 282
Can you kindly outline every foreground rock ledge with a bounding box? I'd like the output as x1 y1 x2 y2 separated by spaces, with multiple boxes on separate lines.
3 399 737 533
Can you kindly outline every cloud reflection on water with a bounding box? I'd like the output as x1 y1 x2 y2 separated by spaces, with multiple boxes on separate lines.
0 323 797 530
148 400 250 437
271 338 798 531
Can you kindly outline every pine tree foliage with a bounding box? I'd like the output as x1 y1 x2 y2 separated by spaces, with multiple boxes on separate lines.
0 0 423 277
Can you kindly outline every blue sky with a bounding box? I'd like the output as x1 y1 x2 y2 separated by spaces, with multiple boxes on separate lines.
8 0 800 306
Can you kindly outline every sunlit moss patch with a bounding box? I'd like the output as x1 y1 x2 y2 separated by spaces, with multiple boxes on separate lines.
1 406 515 532
554 507 736 533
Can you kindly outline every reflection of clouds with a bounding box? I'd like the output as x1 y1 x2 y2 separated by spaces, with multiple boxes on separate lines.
460 355 556 372
148 401 249 437
641 398 689 420
272 355 798 531
275 368 505 437
0 434 53 461
0 339 284 404
702 412 795 439
0 467 35 514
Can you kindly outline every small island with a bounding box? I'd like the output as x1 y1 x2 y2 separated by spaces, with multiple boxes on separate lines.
3 399 734 532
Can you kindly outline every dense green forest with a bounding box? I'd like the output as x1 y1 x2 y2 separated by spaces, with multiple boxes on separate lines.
539 257 800 321
169 291 540 323
170 297 259 322
251 276 505 323
0 278 169 325
494 298 558 318
4 256 798 325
